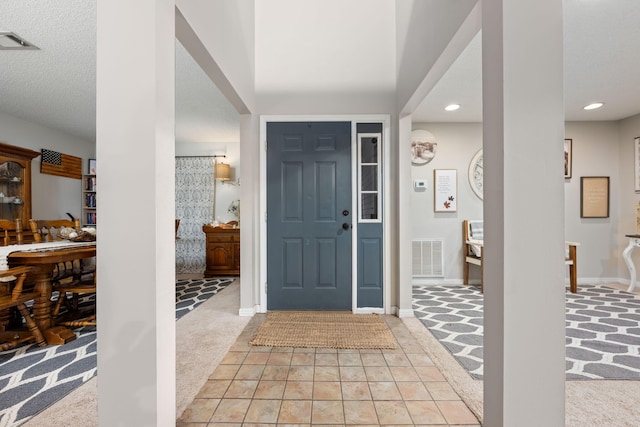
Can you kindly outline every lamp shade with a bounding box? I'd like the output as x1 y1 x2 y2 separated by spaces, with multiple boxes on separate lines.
215 163 231 181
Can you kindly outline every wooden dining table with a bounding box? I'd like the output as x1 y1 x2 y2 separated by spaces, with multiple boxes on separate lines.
6 241 96 345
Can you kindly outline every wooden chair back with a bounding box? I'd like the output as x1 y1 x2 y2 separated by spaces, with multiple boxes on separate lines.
462 219 484 289
29 218 81 243
0 218 25 245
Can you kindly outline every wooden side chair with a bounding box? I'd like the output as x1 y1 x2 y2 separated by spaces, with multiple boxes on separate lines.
51 268 96 327
566 242 579 293
29 219 95 281
29 218 82 242
29 219 97 327
463 219 484 290
0 218 25 246
0 263 46 351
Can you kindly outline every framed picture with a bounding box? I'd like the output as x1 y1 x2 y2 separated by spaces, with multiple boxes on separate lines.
564 139 572 179
411 129 437 165
88 158 97 175
434 169 457 212
634 137 640 192
580 176 609 218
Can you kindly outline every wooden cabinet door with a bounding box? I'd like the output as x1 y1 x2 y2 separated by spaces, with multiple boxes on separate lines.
206 244 233 273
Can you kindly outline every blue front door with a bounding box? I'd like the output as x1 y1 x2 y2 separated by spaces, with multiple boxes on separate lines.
266 122 352 310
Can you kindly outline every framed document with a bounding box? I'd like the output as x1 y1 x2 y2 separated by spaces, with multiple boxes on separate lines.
564 139 572 179
434 169 457 212
581 176 609 218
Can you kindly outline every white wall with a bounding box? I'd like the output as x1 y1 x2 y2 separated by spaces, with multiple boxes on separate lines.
565 121 620 280
0 111 94 220
412 120 638 283
411 122 482 281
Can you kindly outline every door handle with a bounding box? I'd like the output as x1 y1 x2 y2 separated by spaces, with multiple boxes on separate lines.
342 223 350 230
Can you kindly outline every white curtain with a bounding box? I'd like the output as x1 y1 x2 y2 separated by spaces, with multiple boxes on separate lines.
175 157 215 273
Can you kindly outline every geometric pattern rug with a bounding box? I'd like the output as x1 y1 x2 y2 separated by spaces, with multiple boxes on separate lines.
413 284 640 381
0 277 233 427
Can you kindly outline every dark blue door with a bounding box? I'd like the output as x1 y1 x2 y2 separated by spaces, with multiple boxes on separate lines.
267 122 352 310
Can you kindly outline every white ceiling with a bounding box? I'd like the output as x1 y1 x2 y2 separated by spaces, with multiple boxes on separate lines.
1 1 639 145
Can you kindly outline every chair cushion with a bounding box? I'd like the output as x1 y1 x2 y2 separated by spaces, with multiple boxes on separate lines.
469 221 483 240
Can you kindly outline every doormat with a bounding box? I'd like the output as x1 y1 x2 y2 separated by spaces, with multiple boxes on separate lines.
249 311 397 349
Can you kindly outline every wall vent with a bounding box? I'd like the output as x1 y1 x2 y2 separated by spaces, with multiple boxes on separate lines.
412 239 444 277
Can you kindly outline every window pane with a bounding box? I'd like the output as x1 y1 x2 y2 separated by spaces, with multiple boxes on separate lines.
361 193 378 220
361 137 378 163
361 165 377 191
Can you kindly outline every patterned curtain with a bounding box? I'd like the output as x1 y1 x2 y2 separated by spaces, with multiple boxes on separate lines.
175 157 215 273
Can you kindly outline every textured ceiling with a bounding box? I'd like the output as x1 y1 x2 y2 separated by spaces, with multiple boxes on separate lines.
1 1 639 146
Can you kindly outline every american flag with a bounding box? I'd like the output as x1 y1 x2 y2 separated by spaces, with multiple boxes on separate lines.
40 149 82 179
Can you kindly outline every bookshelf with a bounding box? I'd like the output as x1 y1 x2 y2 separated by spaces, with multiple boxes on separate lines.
82 174 96 227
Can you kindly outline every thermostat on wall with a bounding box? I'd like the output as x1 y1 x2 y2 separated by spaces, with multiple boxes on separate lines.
414 179 427 190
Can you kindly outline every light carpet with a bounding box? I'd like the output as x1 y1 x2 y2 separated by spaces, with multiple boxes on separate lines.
412 284 640 380
0 277 233 427
249 311 397 349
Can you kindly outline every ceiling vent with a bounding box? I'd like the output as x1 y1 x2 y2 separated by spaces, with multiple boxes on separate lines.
0 32 39 50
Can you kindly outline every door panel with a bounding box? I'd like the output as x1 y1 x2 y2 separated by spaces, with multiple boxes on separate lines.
267 122 352 310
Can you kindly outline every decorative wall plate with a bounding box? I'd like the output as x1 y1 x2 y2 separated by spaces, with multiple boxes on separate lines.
411 130 437 165
468 149 483 200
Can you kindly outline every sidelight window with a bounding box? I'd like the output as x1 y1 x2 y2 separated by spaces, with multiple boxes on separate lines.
358 133 382 222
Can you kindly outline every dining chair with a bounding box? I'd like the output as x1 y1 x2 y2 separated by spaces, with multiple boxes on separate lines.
29 219 95 281
29 218 81 242
51 268 96 327
0 218 26 246
0 265 46 351
29 219 97 327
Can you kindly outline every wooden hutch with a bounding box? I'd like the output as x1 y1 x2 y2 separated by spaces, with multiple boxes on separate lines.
0 142 40 225
202 223 240 276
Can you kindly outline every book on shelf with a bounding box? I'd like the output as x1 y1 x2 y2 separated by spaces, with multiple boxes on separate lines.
85 176 96 191
86 212 96 225
85 193 96 208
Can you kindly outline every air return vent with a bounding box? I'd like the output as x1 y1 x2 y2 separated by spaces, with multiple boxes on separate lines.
412 239 444 278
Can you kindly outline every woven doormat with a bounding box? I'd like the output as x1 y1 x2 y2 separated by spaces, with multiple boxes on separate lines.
249 311 397 349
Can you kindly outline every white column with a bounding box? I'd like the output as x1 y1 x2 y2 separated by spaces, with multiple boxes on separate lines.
239 114 260 315
482 0 565 426
96 1 176 425
397 114 414 317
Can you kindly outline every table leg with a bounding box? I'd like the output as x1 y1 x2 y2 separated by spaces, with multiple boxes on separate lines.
31 268 76 345
622 239 638 293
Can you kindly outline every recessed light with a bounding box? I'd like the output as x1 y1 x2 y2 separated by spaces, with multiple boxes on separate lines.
445 104 460 111
583 102 604 110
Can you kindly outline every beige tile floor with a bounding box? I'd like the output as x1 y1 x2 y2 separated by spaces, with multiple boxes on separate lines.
178 314 480 426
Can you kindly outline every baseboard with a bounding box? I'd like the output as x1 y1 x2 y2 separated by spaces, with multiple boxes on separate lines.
413 277 628 287
238 306 256 317
412 278 480 285
577 277 627 285
354 307 384 314
397 309 415 318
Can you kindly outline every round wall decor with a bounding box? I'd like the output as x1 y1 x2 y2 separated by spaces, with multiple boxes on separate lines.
468 149 483 200
411 130 437 165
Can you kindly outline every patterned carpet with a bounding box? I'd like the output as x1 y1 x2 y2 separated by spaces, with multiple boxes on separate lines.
413 284 640 380
0 277 233 427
